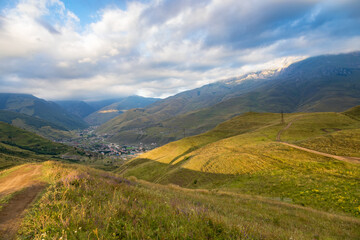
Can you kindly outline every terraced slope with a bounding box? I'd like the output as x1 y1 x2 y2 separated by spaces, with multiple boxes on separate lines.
1 162 359 239
119 108 360 217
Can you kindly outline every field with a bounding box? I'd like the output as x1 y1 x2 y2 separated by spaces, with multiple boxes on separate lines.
120 108 360 217
0 162 359 239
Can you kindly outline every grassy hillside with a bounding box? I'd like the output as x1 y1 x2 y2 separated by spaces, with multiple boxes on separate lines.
0 122 75 170
0 162 356 239
97 52 360 145
119 109 360 217
0 110 73 141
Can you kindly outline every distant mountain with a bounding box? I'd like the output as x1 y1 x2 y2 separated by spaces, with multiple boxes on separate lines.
97 52 360 145
86 98 126 111
0 110 73 141
0 93 88 130
55 100 95 118
85 96 160 126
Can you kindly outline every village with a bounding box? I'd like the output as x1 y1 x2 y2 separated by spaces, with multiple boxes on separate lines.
58 126 155 160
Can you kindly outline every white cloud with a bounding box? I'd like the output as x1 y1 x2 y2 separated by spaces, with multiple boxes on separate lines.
0 0 359 100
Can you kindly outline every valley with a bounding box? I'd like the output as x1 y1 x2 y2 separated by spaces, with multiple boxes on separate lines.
1 0 360 238
1 52 360 239
1 105 360 239
59 126 156 160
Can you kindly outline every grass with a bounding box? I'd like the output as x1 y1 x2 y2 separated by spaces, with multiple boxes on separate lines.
280 112 360 143
12 162 360 239
0 122 82 170
120 109 360 217
0 122 71 155
298 128 360 157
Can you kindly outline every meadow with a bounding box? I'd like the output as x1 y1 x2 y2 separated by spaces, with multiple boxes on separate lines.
120 108 360 218
7 162 359 240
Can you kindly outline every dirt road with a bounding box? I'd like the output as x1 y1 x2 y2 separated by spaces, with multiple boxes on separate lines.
277 120 360 164
0 164 46 240
280 142 360 164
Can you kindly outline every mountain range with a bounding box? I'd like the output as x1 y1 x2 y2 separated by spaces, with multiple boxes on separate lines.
0 93 88 130
96 52 360 145
0 94 160 140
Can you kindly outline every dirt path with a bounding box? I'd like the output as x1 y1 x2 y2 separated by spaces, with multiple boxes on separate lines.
0 165 43 197
277 119 360 164
280 142 360 164
0 164 46 240
276 118 300 141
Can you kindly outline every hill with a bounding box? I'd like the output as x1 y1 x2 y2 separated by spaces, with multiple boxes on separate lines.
0 93 88 130
1 162 359 239
119 107 360 217
85 96 160 125
55 100 95 118
0 122 75 170
97 52 360 145
0 110 73 141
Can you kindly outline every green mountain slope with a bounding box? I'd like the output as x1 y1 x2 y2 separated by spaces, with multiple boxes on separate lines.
0 122 74 169
97 52 360 145
119 108 360 217
84 96 160 125
3 162 357 239
0 110 73 140
0 93 88 130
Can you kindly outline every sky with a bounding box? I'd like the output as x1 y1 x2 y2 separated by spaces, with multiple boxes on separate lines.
0 0 359 101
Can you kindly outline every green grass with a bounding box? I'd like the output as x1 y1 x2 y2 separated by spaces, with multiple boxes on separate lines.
0 122 71 155
120 109 360 217
281 112 360 143
15 162 360 239
0 122 80 170
298 128 360 157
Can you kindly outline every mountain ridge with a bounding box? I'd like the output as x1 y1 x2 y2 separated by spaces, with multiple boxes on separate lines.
0 93 88 130
97 52 360 145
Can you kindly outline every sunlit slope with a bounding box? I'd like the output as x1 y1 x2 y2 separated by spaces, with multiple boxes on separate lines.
119 109 360 216
137 111 360 168
140 112 286 164
2 162 357 239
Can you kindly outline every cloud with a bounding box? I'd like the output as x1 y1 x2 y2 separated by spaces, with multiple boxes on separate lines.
0 0 359 100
